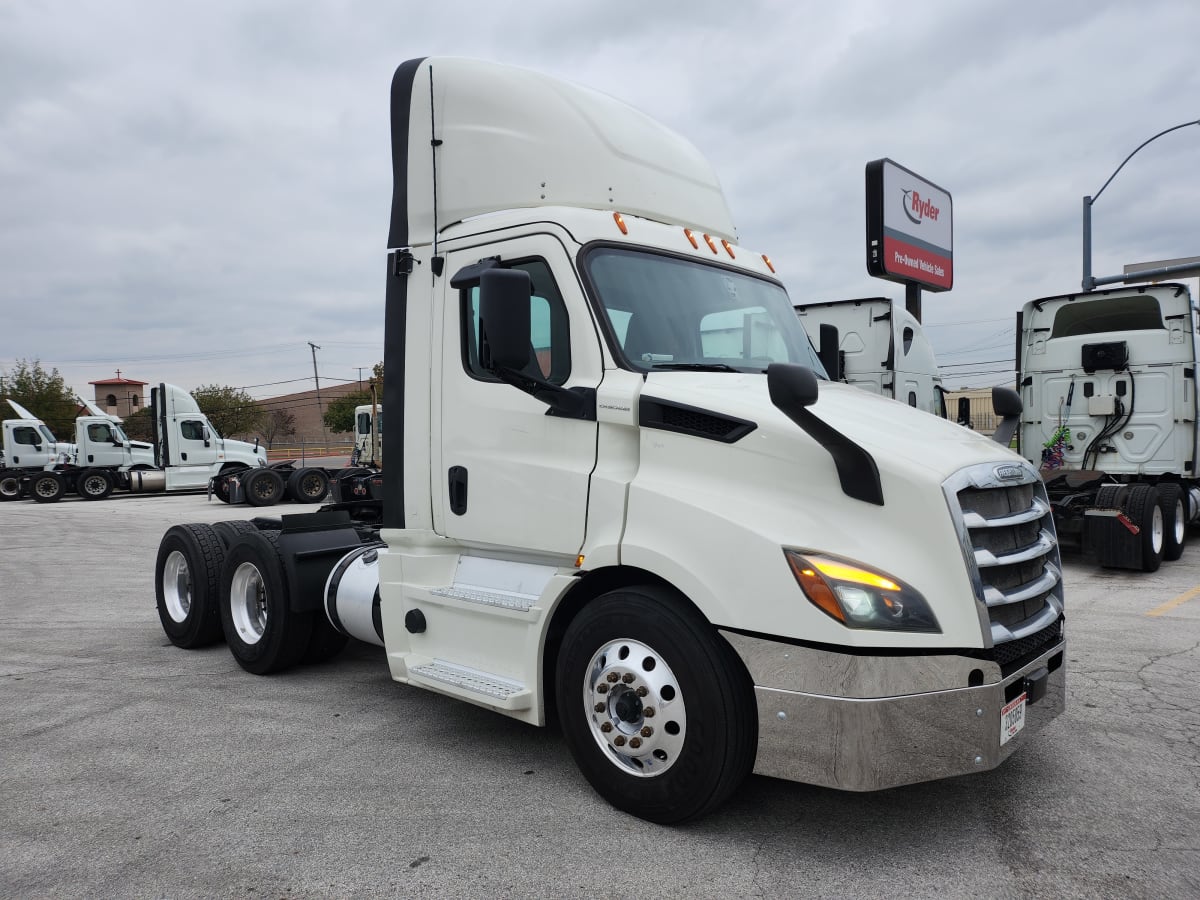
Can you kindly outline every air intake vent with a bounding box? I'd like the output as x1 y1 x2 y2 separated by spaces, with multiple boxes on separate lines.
945 464 1065 671
640 399 756 443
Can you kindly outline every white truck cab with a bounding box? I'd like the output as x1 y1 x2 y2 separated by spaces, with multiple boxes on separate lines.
352 404 382 467
145 383 266 490
796 296 947 417
1 399 73 470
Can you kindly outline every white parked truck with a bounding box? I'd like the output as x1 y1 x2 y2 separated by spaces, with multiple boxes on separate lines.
351 403 382 467
21 383 268 502
0 399 77 499
155 57 1065 823
796 297 947 417
1017 281 1200 571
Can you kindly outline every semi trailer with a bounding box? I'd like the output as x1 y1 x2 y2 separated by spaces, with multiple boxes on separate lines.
1017 281 1200 571
155 57 1065 823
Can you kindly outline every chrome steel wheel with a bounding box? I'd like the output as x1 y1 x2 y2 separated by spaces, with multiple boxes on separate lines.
1150 503 1165 555
583 638 687 777
229 561 268 646
162 550 192 624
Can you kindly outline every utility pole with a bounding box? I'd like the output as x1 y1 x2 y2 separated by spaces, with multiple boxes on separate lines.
309 342 328 449
357 367 365 391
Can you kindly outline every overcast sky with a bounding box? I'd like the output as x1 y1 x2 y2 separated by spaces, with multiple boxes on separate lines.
3 0 1199 403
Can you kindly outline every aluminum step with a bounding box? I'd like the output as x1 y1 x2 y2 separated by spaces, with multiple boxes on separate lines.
430 584 538 612
409 661 531 709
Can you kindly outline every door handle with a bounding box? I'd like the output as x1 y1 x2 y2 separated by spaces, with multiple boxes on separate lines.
448 466 468 515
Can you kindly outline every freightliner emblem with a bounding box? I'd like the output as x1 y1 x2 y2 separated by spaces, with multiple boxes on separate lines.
994 464 1025 482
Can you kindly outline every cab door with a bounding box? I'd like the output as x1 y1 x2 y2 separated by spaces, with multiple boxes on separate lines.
433 235 601 558
167 417 220 488
5 422 56 468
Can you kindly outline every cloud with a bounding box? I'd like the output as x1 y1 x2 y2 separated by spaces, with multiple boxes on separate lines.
1 0 1199 398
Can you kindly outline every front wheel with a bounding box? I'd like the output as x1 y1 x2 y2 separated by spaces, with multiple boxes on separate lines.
555 586 756 824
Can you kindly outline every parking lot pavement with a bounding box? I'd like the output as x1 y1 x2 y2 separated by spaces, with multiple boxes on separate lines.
2 494 1200 898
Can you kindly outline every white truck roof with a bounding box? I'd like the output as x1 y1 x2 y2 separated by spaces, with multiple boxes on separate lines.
391 57 737 248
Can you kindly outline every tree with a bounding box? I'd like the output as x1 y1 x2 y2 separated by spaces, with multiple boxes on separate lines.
261 408 296 449
323 389 372 434
190 384 264 438
0 359 79 440
122 407 155 442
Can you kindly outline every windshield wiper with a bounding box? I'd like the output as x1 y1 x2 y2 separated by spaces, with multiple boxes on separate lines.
651 362 742 372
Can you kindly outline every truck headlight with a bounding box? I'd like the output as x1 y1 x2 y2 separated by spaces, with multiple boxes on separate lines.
784 549 940 633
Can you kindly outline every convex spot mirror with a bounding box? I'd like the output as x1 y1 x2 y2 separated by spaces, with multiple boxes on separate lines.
479 268 532 372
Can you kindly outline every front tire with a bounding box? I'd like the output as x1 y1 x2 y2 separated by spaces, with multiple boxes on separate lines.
156 523 225 648
219 531 313 674
555 586 756 824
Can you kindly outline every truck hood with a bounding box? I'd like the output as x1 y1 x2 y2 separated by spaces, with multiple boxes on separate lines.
640 371 1019 485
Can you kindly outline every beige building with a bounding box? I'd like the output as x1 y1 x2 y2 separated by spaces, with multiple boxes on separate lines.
89 372 147 419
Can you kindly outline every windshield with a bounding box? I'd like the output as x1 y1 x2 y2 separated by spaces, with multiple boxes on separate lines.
38 424 57 443
584 247 826 375
112 424 129 442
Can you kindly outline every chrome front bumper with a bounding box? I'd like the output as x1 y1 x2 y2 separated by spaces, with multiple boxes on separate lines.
720 630 1066 792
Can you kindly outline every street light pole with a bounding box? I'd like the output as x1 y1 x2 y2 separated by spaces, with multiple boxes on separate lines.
1082 119 1200 292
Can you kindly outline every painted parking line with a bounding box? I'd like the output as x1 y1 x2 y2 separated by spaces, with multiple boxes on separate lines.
1147 585 1200 617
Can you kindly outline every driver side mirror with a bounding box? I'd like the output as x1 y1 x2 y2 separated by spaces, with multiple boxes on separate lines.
479 268 532 372
202 425 212 447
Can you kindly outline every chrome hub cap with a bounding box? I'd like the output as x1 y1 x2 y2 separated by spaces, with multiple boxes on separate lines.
162 551 192 623
230 562 268 646
584 638 686 777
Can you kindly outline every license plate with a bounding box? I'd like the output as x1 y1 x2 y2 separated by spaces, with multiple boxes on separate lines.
1000 692 1027 746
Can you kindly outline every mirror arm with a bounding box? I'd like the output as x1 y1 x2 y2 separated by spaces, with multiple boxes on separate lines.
490 367 595 420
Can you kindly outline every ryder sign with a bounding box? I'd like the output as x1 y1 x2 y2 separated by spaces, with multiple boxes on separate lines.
865 159 953 292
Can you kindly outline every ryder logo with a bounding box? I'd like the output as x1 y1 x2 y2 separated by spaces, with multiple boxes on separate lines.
902 189 940 226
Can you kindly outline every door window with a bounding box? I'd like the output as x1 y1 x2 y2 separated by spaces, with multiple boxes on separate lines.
461 259 571 385
180 420 205 441
14 426 40 445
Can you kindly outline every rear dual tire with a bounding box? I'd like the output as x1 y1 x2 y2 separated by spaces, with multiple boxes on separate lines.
156 523 226 648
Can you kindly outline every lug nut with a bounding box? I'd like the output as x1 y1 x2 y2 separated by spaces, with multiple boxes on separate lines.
629 737 642 749
622 673 635 684
614 736 626 747
597 683 609 694
636 686 648 697
600 722 613 733
595 703 605 713
640 726 653 737
607 672 620 683
643 707 655 718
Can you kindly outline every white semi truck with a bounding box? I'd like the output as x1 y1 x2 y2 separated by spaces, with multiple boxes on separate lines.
20 383 268 502
155 57 1065 823
1017 281 1200 571
351 403 382 467
0 399 77 499
796 297 947 417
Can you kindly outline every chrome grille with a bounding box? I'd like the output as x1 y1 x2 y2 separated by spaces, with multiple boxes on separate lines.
944 463 1065 655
